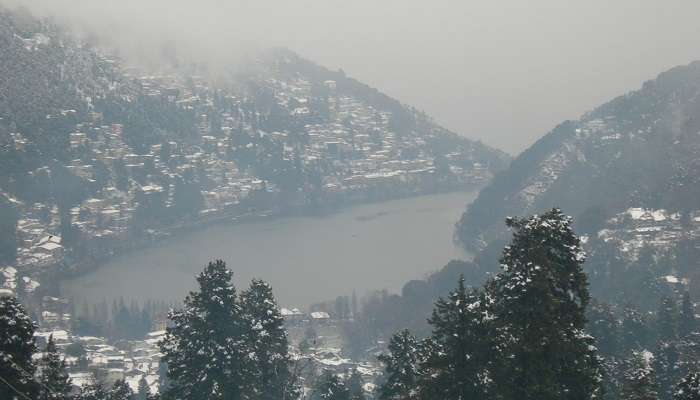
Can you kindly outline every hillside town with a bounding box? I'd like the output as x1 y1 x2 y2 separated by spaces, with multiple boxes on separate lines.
1 52 498 291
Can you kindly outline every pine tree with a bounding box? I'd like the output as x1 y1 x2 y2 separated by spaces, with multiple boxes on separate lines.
622 351 658 400
0 296 39 400
311 371 350 400
421 277 491 399
159 260 250 400
136 376 150 400
377 330 421 400
347 369 365 400
239 279 293 400
675 371 700 400
78 380 108 400
108 379 133 400
680 292 696 338
489 209 601 400
38 335 72 400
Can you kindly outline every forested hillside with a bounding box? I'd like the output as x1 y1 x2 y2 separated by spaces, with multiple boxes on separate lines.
457 61 700 251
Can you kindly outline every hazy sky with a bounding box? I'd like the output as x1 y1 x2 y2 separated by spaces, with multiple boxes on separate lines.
5 0 700 154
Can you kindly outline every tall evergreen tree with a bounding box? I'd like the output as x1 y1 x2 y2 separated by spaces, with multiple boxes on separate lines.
239 279 293 400
108 379 133 400
38 335 72 400
680 293 696 338
675 371 700 400
621 351 659 400
311 371 350 400
377 330 421 400
0 296 39 400
489 209 601 400
159 260 249 400
78 380 108 400
421 277 491 399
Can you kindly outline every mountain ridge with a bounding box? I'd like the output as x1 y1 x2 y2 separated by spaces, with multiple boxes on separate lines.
456 60 700 251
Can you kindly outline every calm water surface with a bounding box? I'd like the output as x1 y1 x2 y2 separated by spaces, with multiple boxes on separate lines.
61 191 475 307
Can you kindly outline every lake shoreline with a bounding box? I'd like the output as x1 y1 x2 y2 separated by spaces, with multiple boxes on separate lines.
58 188 478 308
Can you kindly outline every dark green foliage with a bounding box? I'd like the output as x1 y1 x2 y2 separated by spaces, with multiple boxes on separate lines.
72 298 159 340
111 298 153 340
489 209 601 400
0 296 39 400
38 335 72 400
621 351 659 400
311 371 350 400
377 330 420 400
159 260 248 400
160 261 295 400
351 259 487 348
108 379 133 400
379 210 602 400
675 371 700 400
78 380 108 400
240 279 294 400
421 277 491 399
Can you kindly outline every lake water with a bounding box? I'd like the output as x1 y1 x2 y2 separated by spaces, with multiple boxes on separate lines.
60 191 476 308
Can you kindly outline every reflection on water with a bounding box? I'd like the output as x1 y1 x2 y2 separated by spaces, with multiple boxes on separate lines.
61 191 475 308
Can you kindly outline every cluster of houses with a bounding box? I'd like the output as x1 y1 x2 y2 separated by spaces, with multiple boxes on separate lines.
33 327 164 396
24 301 381 397
597 207 700 260
2 56 492 300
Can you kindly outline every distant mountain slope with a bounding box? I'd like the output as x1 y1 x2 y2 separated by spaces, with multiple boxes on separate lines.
456 61 700 251
0 8 510 267
0 8 509 180
259 47 511 170
0 8 126 156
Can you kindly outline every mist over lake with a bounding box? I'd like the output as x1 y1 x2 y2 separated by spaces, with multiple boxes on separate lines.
60 191 474 308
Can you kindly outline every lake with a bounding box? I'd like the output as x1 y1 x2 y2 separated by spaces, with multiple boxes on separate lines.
60 191 476 308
